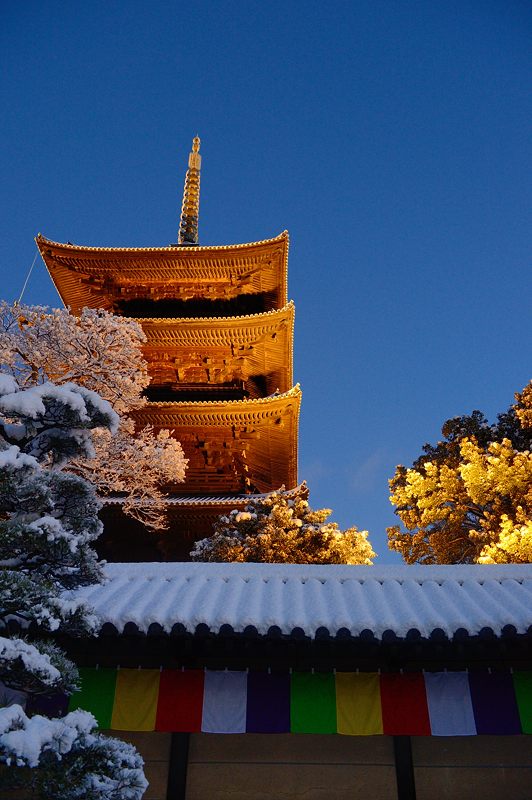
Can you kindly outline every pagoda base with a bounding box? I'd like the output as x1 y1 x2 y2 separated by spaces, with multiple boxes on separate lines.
97 503 228 562
96 488 306 562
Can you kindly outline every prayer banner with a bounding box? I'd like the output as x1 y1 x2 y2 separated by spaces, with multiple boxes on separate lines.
246 671 291 733
381 672 431 736
468 671 521 735
424 671 476 736
513 671 532 735
155 669 204 732
335 672 382 735
68 667 117 729
27 692 69 718
0 681 28 710
110 669 160 731
46 669 532 736
291 672 337 733
201 670 247 733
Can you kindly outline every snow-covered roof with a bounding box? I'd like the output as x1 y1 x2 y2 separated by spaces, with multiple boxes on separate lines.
72 562 532 641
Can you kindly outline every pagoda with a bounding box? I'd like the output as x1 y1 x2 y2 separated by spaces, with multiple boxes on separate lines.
37 138 301 560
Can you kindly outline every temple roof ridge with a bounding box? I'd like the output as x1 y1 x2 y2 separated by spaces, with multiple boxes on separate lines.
101 483 308 507
37 230 289 313
144 384 301 410
71 562 532 641
36 230 289 254
136 299 294 326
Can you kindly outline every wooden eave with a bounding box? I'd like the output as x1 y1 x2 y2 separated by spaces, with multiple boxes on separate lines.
36 231 289 314
102 483 307 509
140 302 294 394
55 624 532 675
132 386 301 494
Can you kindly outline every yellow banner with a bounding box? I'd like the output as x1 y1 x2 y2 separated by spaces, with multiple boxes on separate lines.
335 672 383 735
111 669 160 731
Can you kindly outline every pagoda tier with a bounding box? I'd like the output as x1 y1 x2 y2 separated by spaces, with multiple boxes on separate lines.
133 387 301 495
140 302 294 400
36 231 288 316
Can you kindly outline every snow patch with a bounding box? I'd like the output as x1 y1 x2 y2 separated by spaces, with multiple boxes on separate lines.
0 445 38 471
68 562 532 639
0 374 18 397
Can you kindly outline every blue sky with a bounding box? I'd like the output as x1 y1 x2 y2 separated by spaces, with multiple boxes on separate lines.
2 1 531 561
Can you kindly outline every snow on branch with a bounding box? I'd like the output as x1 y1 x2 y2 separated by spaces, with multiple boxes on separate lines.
0 302 187 528
0 705 148 799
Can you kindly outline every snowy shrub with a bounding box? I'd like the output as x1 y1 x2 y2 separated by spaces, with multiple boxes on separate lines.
0 706 147 799
191 488 375 564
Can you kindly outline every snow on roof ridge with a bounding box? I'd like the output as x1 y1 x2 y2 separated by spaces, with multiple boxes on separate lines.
101 561 532 581
68 561 532 641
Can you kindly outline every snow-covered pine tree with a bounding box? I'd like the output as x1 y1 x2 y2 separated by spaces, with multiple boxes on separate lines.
191 488 375 564
0 374 147 799
0 302 187 528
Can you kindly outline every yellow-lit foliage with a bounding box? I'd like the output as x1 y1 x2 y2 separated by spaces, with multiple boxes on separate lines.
192 489 375 565
462 438 532 562
388 454 480 564
515 380 532 430
388 381 532 563
477 516 532 564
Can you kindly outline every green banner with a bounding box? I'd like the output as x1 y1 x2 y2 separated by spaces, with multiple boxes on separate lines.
290 672 337 733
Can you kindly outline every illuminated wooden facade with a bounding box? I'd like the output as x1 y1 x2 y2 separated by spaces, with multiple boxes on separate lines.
139 303 294 400
36 232 289 315
37 139 301 557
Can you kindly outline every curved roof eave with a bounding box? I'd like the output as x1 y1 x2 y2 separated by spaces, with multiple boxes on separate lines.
36 230 289 255
142 384 301 411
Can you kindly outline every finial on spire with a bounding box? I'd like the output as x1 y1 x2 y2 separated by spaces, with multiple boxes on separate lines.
178 136 201 245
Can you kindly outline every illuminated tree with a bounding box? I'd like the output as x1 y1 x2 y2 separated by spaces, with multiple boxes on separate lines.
191 488 375 564
0 302 187 528
515 381 532 430
388 381 532 564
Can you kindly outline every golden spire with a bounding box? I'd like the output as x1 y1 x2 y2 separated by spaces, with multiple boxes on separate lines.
178 136 201 246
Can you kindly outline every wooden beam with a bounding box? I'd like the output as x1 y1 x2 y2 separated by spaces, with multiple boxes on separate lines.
393 736 416 800
166 733 190 800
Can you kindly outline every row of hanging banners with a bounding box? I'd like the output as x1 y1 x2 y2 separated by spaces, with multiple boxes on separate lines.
27 669 532 737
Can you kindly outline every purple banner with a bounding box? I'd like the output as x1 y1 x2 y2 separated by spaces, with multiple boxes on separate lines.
246 671 290 733
469 672 521 734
